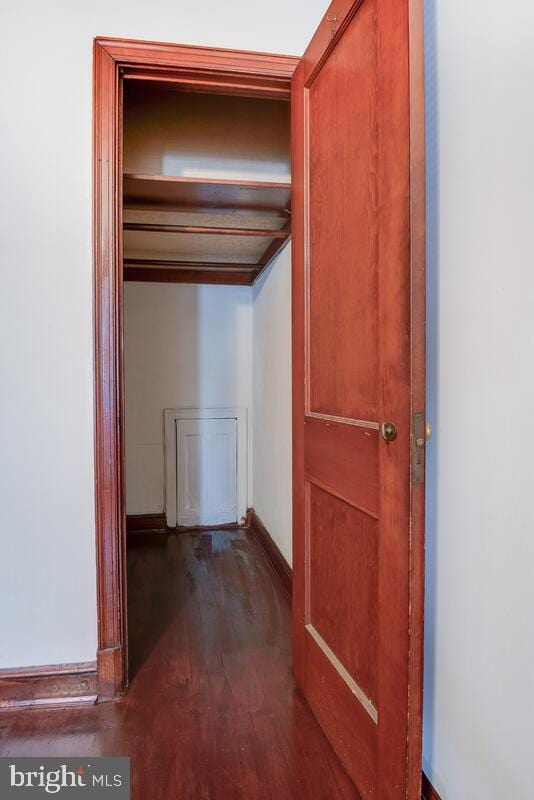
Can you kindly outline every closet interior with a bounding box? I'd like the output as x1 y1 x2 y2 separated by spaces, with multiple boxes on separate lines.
122 77 292 534
122 81 292 287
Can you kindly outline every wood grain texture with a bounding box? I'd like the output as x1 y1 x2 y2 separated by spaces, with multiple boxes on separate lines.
291 55 307 697
299 0 361 84
246 509 292 600
124 221 289 237
100 38 299 100
177 521 241 532
123 72 291 101
123 258 260 271
252 217 292 284
123 173 291 213
122 87 292 285
0 530 360 800
304 415 379 518
291 1 426 797
124 267 256 285
93 38 127 701
0 663 97 710
125 230 270 263
123 83 291 179
406 0 427 795
422 774 442 800
126 513 168 532
93 39 297 697
307 0 378 422
309 485 378 705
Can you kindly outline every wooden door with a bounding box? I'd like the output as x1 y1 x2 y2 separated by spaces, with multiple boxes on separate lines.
176 418 238 527
291 1 426 798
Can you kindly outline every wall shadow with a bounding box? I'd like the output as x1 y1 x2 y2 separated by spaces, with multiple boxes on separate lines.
422 0 440 780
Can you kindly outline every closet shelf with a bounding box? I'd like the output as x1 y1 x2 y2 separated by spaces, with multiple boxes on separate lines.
123 222 289 238
124 258 261 272
123 173 291 215
123 261 260 286
123 173 291 285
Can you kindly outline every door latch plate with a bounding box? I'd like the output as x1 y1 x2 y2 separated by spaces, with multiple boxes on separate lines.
412 412 426 483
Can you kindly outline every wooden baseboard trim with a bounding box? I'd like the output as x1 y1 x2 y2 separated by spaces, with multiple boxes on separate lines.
126 516 244 538
97 646 124 701
0 661 97 710
422 773 442 800
246 508 292 601
178 522 242 533
126 513 167 533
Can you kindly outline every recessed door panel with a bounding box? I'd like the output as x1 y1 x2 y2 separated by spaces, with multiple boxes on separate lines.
176 418 237 526
183 432 201 515
304 416 379 516
307 0 379 422
309 483 378 708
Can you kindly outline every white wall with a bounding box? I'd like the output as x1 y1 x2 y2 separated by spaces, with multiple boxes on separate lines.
0 0 329 669
124 282 252 515
422 1 534 797
124 260 293 558
252 248 293 564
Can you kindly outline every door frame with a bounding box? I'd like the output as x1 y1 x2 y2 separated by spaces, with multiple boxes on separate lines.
92 37 298 699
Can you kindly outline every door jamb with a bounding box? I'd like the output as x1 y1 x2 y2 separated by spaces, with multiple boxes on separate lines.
92 36 298 699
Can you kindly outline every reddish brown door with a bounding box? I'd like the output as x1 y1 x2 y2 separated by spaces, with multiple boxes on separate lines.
291 1 426 798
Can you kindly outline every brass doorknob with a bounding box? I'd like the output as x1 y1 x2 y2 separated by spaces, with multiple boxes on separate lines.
381 421 397 442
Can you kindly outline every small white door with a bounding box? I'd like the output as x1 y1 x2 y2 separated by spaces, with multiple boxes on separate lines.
176 417 238 527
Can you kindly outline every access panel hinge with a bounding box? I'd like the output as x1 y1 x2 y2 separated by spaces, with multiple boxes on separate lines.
412 412 426 483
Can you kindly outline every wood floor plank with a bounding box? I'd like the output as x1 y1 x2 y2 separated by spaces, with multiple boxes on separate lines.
0 529 360 799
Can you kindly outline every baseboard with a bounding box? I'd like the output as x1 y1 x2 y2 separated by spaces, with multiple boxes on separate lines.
126 513 167 533
97 646 124 701
246 508 292 600
422 773 442 800
0 661 97 710
126 514 243 535
178 521 242 532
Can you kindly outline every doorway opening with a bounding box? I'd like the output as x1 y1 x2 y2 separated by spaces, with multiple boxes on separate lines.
93 37 298 700
120 74 294 682
122 77 292 540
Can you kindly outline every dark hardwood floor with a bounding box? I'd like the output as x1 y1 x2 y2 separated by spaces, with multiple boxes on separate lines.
0 528 360 799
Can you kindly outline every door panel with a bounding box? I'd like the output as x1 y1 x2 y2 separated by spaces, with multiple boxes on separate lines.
182 430 201 514
304 416 379 516
292 0 426 797
308 0 379 421
309 484 378 706
176 418 237 526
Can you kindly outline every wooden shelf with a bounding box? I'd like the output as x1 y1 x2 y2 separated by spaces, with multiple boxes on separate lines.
123 174 291 215
124 258 259 273
124 221 289 238
123 173 291 285
123 258 260 287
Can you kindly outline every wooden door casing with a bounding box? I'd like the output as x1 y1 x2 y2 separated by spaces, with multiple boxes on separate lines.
291 1 426 798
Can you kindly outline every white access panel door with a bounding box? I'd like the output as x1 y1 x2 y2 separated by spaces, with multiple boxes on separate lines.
176 417 238 527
